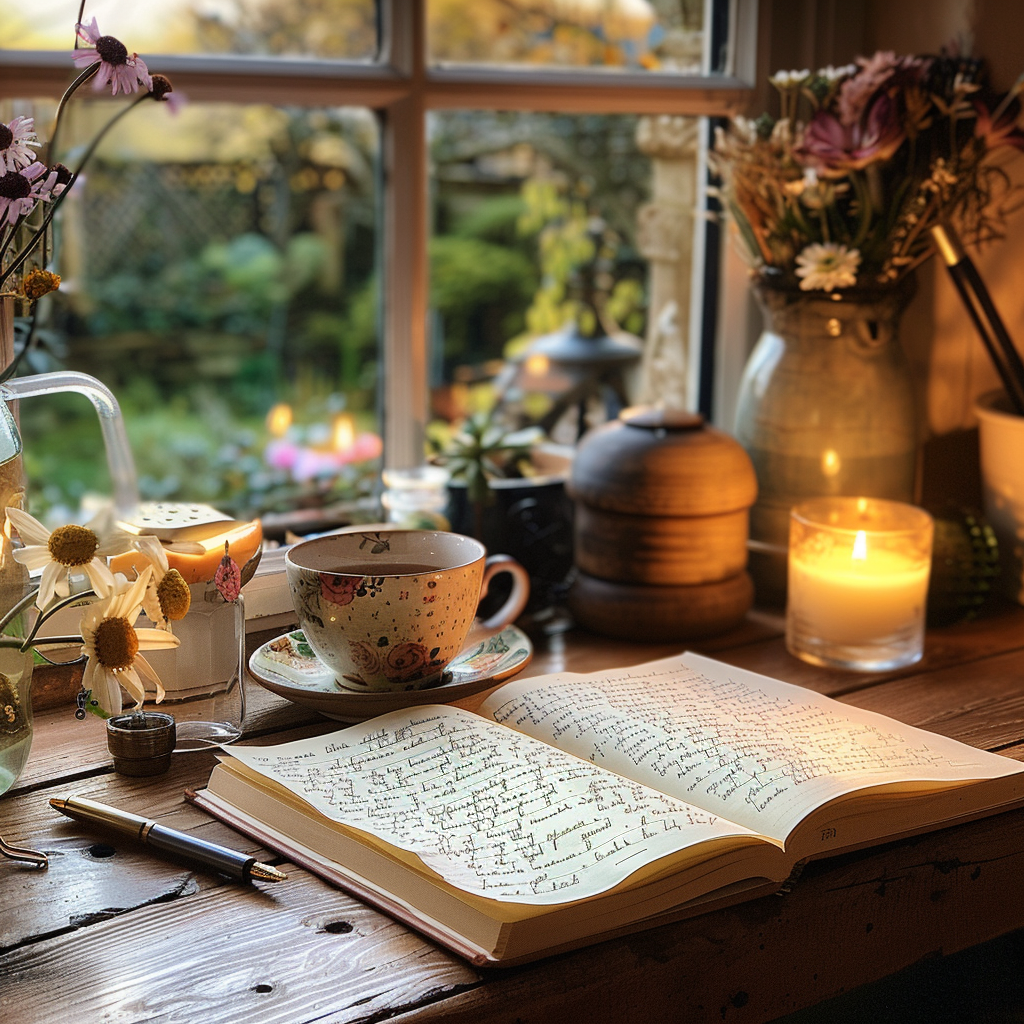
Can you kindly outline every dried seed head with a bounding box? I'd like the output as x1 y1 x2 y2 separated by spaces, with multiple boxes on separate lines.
95 35 129 66
93 617 139 670
157 568 191 620
47 524 99 567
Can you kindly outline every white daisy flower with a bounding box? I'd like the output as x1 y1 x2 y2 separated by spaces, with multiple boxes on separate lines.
0 116 41 174
7 506 132 609
795 242 861 292
132 534 191 630
79 568 179 714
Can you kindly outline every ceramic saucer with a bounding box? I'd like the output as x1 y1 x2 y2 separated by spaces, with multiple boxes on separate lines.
248 621 533 722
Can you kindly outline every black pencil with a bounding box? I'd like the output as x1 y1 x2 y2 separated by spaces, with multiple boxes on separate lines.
931 223 1024 416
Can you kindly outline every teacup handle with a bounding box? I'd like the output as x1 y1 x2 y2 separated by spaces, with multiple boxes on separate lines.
478 555 530 629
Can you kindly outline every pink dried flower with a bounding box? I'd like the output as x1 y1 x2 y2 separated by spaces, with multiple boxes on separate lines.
72 18 152 96
0 117 40 174
214 542 242 602
0 162 63 227
798 94 906 174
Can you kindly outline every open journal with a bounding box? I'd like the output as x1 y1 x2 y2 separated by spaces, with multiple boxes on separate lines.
190 653 1024 966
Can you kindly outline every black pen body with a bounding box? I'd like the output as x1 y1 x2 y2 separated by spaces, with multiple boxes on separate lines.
142 822 255 880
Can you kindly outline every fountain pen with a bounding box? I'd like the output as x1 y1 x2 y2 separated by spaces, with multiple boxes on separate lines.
50 795 287 883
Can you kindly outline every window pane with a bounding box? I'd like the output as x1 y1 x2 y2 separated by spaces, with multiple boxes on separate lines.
427 110 701 444
1 0 378 61
428 0 706 74
6 97 380 524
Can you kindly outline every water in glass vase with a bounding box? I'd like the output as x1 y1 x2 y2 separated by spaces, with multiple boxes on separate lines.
0 651 34 795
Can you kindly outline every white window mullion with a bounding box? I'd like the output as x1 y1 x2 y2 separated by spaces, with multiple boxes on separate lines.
380 0 429 470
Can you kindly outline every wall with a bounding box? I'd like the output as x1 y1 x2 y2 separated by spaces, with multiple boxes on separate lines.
862 0 1023 432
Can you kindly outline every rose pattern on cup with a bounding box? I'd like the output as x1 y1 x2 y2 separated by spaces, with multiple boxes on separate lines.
340 637 443 688
285 530 530 692
320 574 364 606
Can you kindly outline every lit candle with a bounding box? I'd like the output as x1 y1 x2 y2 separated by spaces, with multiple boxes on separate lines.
786 497 933 672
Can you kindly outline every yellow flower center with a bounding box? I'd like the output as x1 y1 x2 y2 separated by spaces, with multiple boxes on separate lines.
157 569 191 620
93 617 139 670
47 525 99 567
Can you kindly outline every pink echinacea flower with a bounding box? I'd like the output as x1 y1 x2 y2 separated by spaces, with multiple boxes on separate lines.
72 18 152 96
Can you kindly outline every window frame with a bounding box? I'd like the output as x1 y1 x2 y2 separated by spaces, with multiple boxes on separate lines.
0 0 758 468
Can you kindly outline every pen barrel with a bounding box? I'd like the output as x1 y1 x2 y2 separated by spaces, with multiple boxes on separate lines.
144 823 254 880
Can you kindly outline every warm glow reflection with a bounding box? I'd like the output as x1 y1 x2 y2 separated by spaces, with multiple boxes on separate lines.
266 403 293 437
332 414 356 452
525 353 551 378
852 530 868 562
821 449 841 477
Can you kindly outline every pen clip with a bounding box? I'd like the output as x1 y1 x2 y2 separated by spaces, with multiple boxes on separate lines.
0 832 48 868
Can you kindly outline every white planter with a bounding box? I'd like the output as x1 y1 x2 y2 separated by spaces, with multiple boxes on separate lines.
975 389 1024 604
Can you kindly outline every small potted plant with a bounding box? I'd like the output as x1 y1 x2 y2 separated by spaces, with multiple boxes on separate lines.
429 410 574 611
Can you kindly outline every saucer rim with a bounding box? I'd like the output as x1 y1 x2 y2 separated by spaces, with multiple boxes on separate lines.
248 622 533 721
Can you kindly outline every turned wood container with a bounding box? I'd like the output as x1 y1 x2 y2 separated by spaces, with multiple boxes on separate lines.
567 407 758 641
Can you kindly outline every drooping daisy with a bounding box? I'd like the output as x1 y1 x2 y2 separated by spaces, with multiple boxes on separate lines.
148 74 186 115
7 506 132 610
72 19 152 96
0 116 40 174
132 534 191 630
79 568 180 714
795 242 861 292
0 162 63 228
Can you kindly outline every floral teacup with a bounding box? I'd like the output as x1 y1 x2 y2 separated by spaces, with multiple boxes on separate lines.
284 529 529 692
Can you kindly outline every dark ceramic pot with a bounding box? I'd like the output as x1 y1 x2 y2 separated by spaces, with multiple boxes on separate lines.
445 448 574 613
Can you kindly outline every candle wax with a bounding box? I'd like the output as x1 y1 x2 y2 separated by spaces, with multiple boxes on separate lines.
788 546 929 646
110 519 263 584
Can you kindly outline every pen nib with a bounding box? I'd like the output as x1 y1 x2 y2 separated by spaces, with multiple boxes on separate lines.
249 861 288 882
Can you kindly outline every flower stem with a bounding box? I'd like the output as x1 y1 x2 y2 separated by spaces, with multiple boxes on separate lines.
0 300 41 384
22 635 83 651
0 92 147 290
18 587 98 650
0 587 39 636
46 62 101 163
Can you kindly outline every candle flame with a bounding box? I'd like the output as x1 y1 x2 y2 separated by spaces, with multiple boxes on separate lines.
821 449 841 477
332 414 355 453
266 403 292 437
852 530 868 562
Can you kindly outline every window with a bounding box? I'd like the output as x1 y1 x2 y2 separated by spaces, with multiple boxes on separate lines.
0 0 756 522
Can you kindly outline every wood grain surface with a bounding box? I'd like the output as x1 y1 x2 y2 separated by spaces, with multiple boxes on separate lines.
2 599 1023 1024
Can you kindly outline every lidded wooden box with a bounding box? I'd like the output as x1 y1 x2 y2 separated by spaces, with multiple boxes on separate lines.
566 407 757 641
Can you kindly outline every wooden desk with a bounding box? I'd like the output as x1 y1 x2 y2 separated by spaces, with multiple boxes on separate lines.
3 602 1024 1023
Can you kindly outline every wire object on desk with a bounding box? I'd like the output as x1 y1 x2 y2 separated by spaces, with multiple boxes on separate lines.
931 223 1024 416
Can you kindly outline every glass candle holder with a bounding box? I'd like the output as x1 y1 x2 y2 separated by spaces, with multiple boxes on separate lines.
786 497 933 672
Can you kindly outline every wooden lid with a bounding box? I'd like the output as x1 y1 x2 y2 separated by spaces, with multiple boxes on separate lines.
568 406 757 516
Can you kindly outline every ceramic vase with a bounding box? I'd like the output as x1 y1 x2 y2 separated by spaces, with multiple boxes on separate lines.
733 282 918 606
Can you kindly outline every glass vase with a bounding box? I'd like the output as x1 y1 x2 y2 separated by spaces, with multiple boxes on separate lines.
734 282 918 606
0 645 34 794
0 295 33 794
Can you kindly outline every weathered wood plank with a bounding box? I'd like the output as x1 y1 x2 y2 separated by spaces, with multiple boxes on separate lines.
0 857 480 1024
837 646 1024 753
711 600 1024 698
